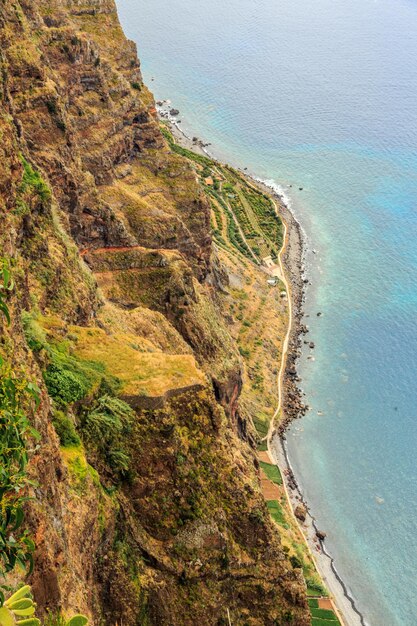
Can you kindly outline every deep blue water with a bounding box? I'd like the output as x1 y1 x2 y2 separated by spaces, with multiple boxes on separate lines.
115 0 417 623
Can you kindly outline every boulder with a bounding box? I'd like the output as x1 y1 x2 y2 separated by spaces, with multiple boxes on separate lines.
294 504 307 522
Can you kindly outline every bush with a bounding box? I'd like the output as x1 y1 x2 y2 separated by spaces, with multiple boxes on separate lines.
80 395 134 475
22 311 48 352
44 361 90 406
19 156 51 204
0 259 40 583
239 346 251 358
290 555 303 569
52 410 80 447
46 100 57 115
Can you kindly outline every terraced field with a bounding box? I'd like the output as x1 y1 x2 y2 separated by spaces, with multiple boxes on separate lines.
161 125 284 265
308 598 341 625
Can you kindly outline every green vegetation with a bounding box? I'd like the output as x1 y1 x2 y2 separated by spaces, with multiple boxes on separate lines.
22 313 121 407
267 500 289 529
242 187 283 252
259 461 283 485
308 584 340 623
311 611 341 626
42 347 119 407
238 346 251 358
60 445 100 495
0 258 13 324
254 416 268 439
160 123 283 269
22 313 140 479
15 156 51 214
79 395 134 474
160 125 212 167
311 608 339 620
0 259 40 600
52 410 80 447
44 359 92 406
0 584 88 626
306 578 329 597
20 157 51 203
0 262 92 619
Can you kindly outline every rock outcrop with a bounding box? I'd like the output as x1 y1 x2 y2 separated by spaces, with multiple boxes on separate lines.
0 1 309 624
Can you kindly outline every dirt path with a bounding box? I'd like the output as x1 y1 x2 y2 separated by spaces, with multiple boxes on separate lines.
268 197 291 440
245 187 290 444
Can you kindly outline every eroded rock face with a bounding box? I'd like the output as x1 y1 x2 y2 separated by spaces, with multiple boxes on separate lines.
0 0 309 624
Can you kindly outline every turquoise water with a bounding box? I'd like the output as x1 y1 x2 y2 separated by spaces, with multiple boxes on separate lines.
115 0 417 623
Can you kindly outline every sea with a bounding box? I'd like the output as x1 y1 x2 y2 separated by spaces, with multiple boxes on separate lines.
115 0 417 623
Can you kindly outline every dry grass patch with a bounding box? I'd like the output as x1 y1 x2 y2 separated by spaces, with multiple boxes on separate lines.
69 326 206 397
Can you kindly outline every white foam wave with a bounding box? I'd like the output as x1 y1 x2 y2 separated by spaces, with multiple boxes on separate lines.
254 177 293 210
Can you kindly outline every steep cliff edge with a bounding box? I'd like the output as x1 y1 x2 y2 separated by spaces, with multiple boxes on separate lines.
0 1 309 624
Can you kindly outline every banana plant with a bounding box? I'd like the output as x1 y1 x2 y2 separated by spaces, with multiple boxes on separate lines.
0 586 88 626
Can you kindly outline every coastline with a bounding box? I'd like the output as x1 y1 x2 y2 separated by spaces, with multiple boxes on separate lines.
251 177 366 626
260 188 366 626
160 106 365 626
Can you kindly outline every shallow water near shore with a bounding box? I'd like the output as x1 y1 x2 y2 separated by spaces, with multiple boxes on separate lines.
116 0 417 623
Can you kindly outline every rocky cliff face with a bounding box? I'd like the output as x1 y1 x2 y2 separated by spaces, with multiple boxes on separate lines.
0 1 309 624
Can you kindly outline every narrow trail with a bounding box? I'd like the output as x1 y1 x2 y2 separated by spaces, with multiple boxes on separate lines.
242 179 290 443
267 198 291 441
80 245 143 257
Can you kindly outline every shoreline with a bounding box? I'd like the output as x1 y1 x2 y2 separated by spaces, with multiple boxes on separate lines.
159 105 366 626
253 174 367 626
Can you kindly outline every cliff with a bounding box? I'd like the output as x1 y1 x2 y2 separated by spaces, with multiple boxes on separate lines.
0 1 309 624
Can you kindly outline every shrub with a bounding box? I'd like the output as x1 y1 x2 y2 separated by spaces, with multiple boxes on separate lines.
239 346 251 358
22 311 48 351
19 156 51 204
52 410 80 447
44 361 90 406
290 555 303 569
46 99 57 115
0 259 40 590
80 395 134 475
